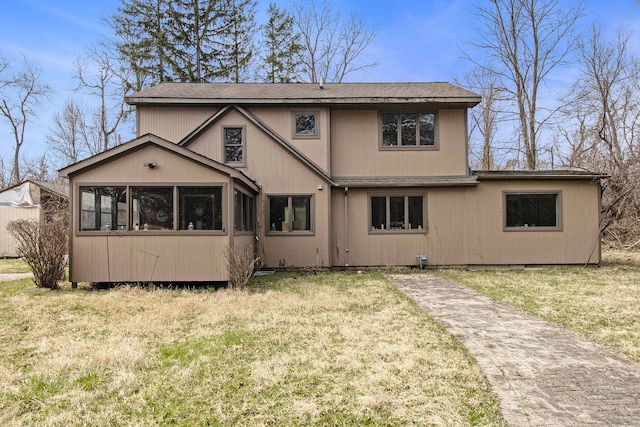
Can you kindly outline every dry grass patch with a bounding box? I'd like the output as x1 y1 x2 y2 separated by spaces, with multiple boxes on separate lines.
0 273 504 426
442 250 640 363
0 258 30 274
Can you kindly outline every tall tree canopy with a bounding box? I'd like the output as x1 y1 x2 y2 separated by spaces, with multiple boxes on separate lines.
466 0 584 170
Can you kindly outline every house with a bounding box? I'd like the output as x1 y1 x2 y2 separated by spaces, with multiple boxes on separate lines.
58 82 604 284
0 179 69 257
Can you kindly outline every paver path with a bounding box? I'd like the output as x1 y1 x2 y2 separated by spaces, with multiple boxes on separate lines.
387 273 640 426
0 273 32 282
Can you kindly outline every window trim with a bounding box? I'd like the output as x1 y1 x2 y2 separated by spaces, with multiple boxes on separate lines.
292 112 320 139
75 183 228 235
368 193 428 234
503 190 562 232
379 111 438 151
266 194 315 236
223 125 246 167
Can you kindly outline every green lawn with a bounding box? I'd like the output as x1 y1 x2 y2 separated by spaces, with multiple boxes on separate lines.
441 250 640 363
0 272 504 426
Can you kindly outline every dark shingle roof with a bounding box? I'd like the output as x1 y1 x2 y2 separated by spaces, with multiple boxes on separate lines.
125 82 481 107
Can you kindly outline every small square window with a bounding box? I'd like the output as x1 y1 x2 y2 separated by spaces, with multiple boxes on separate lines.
293 113 319 138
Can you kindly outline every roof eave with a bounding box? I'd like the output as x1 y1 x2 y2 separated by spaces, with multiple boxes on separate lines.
474 171 609 181
125 96 481 108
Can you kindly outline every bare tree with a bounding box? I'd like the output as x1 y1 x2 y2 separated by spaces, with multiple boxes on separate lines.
74 44 130 154
466 0 584 170
563 25 640 246
0 56 52 185
291 0 375 83
47 100 88 166
458 68 509 170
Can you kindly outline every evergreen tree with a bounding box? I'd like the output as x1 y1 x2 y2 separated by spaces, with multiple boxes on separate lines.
261 3 302 83
110 0 173 89
216 0 258 83
166 0 230 82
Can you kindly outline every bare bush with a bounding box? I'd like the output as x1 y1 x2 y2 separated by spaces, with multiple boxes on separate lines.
7 219 68 289
225 245 259 290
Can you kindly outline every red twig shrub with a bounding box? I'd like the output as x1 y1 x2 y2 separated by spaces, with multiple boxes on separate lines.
7 219 68 289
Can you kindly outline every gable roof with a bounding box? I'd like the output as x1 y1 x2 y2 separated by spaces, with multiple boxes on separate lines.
58 134 260 192
179 105 335 185
125 82 481 108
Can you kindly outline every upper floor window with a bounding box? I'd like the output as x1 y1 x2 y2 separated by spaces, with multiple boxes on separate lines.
293 113 318 138
381 112 436 149
504 192 561 231
370 194 426 232
224 127 244 165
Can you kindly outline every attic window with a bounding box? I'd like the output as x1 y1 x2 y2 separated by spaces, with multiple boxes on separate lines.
293 113 319 138
381 112 436 149
224 127 245 165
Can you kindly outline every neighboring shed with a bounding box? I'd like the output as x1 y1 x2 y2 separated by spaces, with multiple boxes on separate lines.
0 180 69 257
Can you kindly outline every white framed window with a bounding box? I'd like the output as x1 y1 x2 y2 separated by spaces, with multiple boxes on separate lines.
369 194 426 233
268 195 313 233
380 112 436 149
504 192 561 231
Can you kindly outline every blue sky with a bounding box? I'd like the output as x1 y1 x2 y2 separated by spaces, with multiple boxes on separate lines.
1 0 640 166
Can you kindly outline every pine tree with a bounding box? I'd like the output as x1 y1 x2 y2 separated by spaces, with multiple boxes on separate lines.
216 0 258 83
110 0 173 89
261 3 302 83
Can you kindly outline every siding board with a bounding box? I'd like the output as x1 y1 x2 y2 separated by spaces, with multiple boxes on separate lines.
138 106 219 142
331 180 601 267
330 109 468 177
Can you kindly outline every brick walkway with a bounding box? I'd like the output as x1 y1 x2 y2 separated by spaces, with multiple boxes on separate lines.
387 273 640 426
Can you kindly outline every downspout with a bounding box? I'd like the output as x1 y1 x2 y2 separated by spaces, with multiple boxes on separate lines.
344 187 349 267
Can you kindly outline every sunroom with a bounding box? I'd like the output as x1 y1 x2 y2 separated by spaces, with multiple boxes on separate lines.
59 134 259 285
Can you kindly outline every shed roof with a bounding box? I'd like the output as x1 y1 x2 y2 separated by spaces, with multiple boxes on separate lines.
474 170 608 181
125 82 481 107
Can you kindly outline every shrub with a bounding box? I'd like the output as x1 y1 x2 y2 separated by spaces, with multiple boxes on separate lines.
7 219 68 289
225 245 259 290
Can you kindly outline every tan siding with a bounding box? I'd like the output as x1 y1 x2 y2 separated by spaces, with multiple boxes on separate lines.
69 144 235 283
187 109 331 268
250 107 330 172
331 180 601 267
0 207 40 257
71 236 228 282
75 145 224 183
138 106 219 142
463 181 601 265
330 109 468 177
